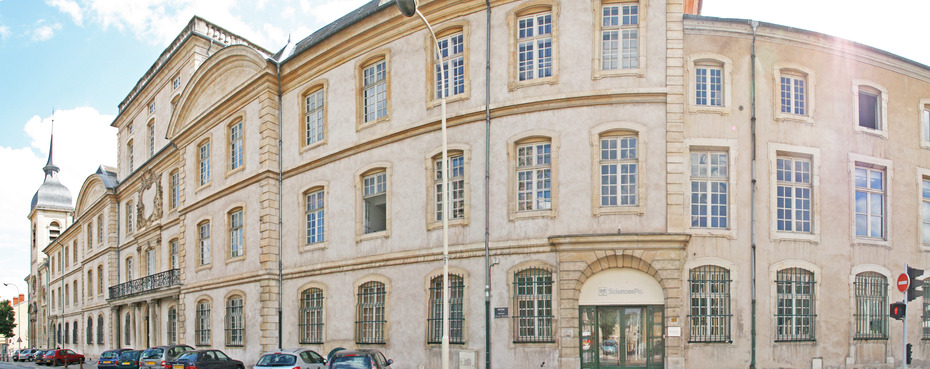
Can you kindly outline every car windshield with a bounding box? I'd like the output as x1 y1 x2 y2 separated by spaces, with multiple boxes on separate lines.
329 356 372 369
101 351 120 359
119 351 140 360
142 348 164 359
256 354 296 367
44 351 56 357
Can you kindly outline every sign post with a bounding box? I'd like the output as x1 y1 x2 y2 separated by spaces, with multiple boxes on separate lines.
902 266 909 369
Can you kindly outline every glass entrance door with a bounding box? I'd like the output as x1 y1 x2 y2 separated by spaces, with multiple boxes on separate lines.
579 305 664 369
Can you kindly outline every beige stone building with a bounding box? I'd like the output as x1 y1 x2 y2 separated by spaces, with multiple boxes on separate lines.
24 0 930 368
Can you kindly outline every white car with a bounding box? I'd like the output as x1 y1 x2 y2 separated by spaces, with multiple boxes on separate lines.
253 349 326 369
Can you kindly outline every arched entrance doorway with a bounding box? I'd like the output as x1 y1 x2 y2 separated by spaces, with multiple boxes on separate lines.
578 268 664 369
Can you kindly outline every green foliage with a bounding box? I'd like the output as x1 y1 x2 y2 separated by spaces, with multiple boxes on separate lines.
0 300 15 338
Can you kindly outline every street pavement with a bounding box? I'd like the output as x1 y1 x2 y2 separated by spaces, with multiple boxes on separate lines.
0 360 98 369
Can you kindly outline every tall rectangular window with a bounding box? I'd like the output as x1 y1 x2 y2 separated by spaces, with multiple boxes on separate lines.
513 268 553 343
780 74 806 115
923 108 930 145
97 215 104 245
362 60 387 123
225 297 244 346
854 272 887 340
695 65 723 106
854 166 884 238
167 307 177 345
355 281 386 344
126 201 134 233
923 179 930 245
87 224 93 248
229 209 243 258
517 12 553 81
516 142 551 211
199 141 211 186
775 268 816 342
306 190 325 244
229 121 243 171
858 88 880 130
305 89 325 145
776 156 812 233
196 300 211 346
435 32 465 99
436 154 465 221
600 135 638 206
691 151 728 228
427 275 465 344
127 141 134 172
97 265 103 295
170 171 179 209
689 265 731 342
125 257 134 281
363 172 387 234
299 288 325 344
146 249 155 276
923 287 930 339
601 3 638 70
148 122 155 157
170 239 179 270
199 222 211 266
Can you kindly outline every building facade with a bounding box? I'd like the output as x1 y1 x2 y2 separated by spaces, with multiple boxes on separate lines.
25 0 930 368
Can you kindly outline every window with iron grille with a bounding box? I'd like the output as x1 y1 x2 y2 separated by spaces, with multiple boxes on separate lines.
199 222 211 266
854 166 885 239
199 141 211 186
513 268 553 343
362 60 387 123
775 268 816 342
168 307 177 345
229 209 243 258
776 156 812 233
225 296 244 346
923 286 930 339
601 3 639 70
695 64 723 106
355 281 386 344
600 135 638 206
305 88 325 145
435 154 465 221
299 288 324 344
689 265 731 342
690 151 728 228
124 313 131 345
780 72 807 116
516 142 551 211
854 272 887 340
230 121 243 170
516 11 553 81
306 190 325 244
97 315 104 345
922 179 930 245
196 300 211 346
427 274 465 344
435 31 465 99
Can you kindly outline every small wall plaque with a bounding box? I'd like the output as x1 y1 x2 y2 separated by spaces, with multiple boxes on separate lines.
494 307 508 318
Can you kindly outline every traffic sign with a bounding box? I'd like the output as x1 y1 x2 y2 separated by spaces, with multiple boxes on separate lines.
898 273 910 292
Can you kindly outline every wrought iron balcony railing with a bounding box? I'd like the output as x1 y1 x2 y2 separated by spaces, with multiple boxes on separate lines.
108 269 180 300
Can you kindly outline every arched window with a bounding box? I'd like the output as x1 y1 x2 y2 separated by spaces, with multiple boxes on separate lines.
427 274 465 344
299 288 324 344
97 315 104 345
64 321 69 344
225 296 244 346
355 281 386 344
688 265 731 343
87 270 94 299
228 209 244 258
97 265 104 295
87 317 93 344
196 300 211 346
775 268 816 341
854 272 887 339
512 267 553 342
73 320 78 344
49 222 60 243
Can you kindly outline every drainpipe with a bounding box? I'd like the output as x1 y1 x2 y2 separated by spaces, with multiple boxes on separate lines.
275 61 284 350
483 1 493 368
749 19 759 369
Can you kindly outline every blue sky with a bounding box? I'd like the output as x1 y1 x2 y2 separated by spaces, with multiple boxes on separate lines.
1 0 928 302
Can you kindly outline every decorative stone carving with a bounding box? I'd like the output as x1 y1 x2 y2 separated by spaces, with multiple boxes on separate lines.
136 168 163 229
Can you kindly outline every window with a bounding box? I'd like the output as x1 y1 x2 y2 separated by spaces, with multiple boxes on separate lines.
305 88 325 146
126 201 134 234
146 249 155 275
87 317 93 344
857 87 880 130
87 224 93 249
690 151 728 229
173 75 181 90
435 154 465 221
127 140 134 172
170 239 179 270
74 281 78 304
73 320 78 344
516 142 551 211
148 121 155 157
434 31 465 99
854 272 887 340
199 141 211 186
65 244 70 268
73 242 78 265
854 166 885 239
362 60 388 123
427 274 465 344
600 135 638 206
229 120 243 171
65 284 70 306
779 72 806 116
363 171 387 234
923 106 930 146
199 222 211 266
97 315 104 345
170 171 179 209
124 313 131 345
97 215 104 245
775 268 816 342
229 209 243 258
225 296 243 346
306 190 325 244
516 11 553 82
49 221 60 242
776 156 812 233
64 322 69 344
355 281 386 344
600 2 639 70
97 265 104 295
125 257 134 281
923 287 930 339
689 265 731 342
196 300 211 346
695 63 723 106
87 270 93 299
299 288 325 344
148 101 155 114
513 267 553 343
167 307 178 345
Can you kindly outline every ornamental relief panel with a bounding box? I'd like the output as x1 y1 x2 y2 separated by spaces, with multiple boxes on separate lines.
135 168 164 230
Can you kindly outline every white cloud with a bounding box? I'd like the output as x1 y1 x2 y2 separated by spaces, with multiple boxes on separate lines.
32 20 62 42
0 25 9 40
0 107 116 301
48 0 84 26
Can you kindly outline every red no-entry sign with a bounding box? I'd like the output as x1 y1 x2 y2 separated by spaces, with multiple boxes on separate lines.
898 273 910 292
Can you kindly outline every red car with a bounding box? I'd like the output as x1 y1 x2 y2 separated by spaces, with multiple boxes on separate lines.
44 349 85 366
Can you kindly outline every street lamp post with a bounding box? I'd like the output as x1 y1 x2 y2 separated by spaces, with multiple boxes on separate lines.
3 283 22 350
379 1 450 368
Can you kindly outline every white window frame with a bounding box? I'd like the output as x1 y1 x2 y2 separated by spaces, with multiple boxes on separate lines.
515 141 552 213
356 163 392 241
126 201 134 234
229 120 243 172
363 172 387 235
769 144 820 243
435 153 466 222
362 59 388 124
304 87 326 147
146 249 155 276
687 53 732 114
434 31 466 100
918 168 930 251
516 11 554 82
229 209 243 258
170 171 180 209
170 239 179 270
773 64 815 124
849 153 893 247
199 221 211 266
199 140 211 186
148 121 155 157
97 215 104 246
125 257 134 281
127 140 134 173
599 134 639 207
306 189 325 245
225 296 244 347
775 156 812 233
689 151 729 229
919 99 930 149
597 1 640 73
852 80 888 138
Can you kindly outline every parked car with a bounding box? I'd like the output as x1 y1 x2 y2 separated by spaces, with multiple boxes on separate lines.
17 348 33 361
254 349 326 369
30 349 48 362
11 349 21 361
167 349 244 369
140 345 195 369
326 350 392 369
38 350 57 365
602 339 619 355
117 350 143 369
99 349 135 369
42 349 86 366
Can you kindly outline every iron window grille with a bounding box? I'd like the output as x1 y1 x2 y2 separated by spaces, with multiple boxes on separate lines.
196 301 211 346
776 156 812 232
601 3 639 70
690 151 728 228
225 297 244 346
435 154 466 221
355 281 386 344
775 268 816 342
435 32 465 99
427 274 465 344
854 272 887 340
299 288 325 344
688 265 731 342
168 307 177 345
305 88 325 145
516 142 552 211
306 190 325 244
516 11 553 81
600 135 639 206
923 287 930 340
513 267 554 343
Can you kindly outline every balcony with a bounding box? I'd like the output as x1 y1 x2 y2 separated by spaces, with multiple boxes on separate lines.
108 269 180 300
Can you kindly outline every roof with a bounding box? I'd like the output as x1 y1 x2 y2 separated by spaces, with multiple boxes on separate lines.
95 165 119 189
279 0 389 63
31 131 72 212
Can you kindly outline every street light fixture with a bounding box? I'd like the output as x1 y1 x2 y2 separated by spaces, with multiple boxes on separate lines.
3 283 22 350
378 1 451 368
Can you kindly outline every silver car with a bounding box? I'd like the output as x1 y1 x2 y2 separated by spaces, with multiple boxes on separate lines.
139 345 195 369
253 349 326 369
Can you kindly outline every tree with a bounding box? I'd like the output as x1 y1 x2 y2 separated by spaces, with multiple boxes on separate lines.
0 300 15 338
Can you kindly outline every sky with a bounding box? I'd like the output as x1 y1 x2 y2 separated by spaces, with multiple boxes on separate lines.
0 0 928 302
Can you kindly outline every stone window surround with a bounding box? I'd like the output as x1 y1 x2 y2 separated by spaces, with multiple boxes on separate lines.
425 22 471 108
423 266 470 346
686 52 733 115
506 260 557 345
851 79 889 139
299 80 329 153
297 281 328 344
918 98 930 149
226 115 246 177
425 144 471 230
353 274 391 345
299 181 328 252
226 204 246 263
848 153 893 248
507 130 560 221
773 63 816 124
507 0 560 91
224 290 246 347
591 0 648 79
848 265 891 342
355 50 392 131
769 260 821 345
768 143 821 244
590 121 647 216
684 138 738 237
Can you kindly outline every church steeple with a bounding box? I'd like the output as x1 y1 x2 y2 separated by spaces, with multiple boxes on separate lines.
31 116 72 212
42 119 59 176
